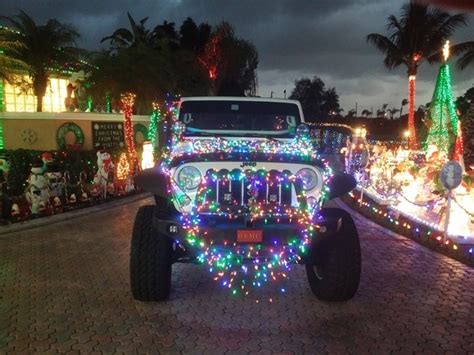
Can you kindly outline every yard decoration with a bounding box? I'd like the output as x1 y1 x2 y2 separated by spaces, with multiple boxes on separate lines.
93 148 114 198
24 160 51 216
424 41 460 159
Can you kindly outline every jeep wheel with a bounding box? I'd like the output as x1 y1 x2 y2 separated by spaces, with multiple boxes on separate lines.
306 208 361 301
130 205 172 301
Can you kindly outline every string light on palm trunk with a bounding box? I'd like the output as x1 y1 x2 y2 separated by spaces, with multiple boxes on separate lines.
148 102 161 148
121 92 137 166
0 78 4 149
408 75 417 149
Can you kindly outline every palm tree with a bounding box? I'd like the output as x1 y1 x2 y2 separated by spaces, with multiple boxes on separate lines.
388 108 400 119
367 1 466 148
1 11 80 111
361 109 371 118
346 109 356 118
452 41 474 69
101 13 151 48
0 27 28 82
399 98 408 119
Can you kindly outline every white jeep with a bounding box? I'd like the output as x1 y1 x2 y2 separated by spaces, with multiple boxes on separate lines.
131 97 360 301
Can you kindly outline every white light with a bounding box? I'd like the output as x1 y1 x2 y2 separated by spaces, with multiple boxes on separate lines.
443 40 450 62
141 141 154 170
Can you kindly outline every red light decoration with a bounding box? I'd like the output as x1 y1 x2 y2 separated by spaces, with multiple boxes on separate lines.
408 75 417 149
121 92 137 167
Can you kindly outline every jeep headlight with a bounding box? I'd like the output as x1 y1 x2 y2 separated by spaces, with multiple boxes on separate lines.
297 168 319 191
177 166 202 190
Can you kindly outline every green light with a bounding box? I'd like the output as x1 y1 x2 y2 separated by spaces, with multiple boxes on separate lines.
87 96 93 112
148 104 161 148
0 78 4 149
424 64 459 155
106 94 112 113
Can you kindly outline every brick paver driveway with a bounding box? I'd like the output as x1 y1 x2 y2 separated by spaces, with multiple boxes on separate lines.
1 196 473 354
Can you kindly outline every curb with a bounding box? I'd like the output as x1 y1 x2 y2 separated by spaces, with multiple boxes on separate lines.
0 193 153 237
332 198 408 242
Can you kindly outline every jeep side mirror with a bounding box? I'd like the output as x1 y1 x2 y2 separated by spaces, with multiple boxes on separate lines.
328 173 357 200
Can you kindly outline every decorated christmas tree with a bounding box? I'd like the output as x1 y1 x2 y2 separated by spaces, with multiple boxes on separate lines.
116 152 130 181
424 41 459 157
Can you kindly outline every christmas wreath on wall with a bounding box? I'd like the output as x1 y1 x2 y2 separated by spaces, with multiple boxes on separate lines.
56 122 85 150
133 124 148 145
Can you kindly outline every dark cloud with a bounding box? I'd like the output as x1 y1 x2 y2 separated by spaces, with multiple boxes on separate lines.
1 0 473 111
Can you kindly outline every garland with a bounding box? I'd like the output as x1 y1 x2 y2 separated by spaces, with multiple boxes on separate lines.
133 124 148 144
56 122 84 150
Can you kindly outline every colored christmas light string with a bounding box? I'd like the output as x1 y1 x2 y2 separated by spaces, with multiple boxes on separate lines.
121 92 137 166
159 108 334 295
349 190 474 256
147 102 162 148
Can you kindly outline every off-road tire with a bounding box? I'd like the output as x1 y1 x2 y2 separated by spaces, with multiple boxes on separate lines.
306 208 361 301
130 205 172 301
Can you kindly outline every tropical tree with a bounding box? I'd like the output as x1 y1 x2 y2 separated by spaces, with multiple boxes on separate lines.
452 41 474 69
388 108 400 119
1 11 80 111
179 17 211 54
198 22 258 96
321 87 340 116
0 28 28 82
366 1 467 148
361 109 371 118
289 76 341 122
93 15 211 113
346 109 356 118
101 13 153 48
399 98 408 119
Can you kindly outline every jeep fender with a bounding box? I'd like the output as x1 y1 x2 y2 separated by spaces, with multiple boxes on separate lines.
134 168 169 199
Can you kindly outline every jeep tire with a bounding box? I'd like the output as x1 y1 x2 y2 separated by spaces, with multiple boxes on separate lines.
306 208 361 301
130 205 172 301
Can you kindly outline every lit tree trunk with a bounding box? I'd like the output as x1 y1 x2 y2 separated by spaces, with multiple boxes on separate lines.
121 92 138 170
408 75 417 149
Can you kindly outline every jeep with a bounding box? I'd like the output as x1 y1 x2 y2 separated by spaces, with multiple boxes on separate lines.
131 97 360 301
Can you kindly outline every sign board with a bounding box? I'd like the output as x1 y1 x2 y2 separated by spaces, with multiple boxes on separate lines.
440 160 462 190
92 122 125 149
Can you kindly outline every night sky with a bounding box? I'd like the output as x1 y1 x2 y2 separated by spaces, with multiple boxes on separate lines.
1 0 473 113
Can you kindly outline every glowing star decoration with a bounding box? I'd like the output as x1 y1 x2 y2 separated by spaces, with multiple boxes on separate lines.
443 40 450 62
147 102 161 148
141 141 154 170
121 92 138 167
116 152 130 180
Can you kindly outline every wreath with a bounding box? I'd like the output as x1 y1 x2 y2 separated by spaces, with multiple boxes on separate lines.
56 122 84 150
133 124 148 144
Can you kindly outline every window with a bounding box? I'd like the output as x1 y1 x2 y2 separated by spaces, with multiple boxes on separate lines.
3 75 72 112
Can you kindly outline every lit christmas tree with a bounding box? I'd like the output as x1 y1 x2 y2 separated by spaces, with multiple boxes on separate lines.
424 41 459 157
116 152 130 180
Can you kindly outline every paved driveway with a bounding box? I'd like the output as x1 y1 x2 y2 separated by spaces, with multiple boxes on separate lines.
1 197 473 354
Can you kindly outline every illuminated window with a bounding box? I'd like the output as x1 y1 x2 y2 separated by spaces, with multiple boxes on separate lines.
3 75 72 112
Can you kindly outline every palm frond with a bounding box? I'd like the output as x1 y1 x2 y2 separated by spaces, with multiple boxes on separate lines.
367 33 405 69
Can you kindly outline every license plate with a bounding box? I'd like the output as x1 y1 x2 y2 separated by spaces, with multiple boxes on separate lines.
237 230 263 243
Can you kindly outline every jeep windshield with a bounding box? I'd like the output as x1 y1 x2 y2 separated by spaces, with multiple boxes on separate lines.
179 100 301 138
